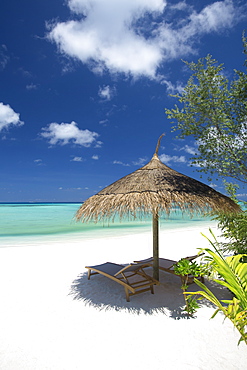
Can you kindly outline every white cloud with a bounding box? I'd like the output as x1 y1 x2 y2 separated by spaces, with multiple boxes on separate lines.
188 0 235 33
169 1 192 12
112 157 147 167
183 145 197 155
98 85 115 101
40 121 99 146
173 143 198 155
162 79 184 94
189 160 207 168
71 156 84 161
132 157 148 166
178 144 197 155
209 183 218 188
0 45 9 70
237 193 247 198
94 140 103 148
59 186 83 191
0 102 24 131
47 0 244 79
92 155 99 160
159 153 187 165
26 83 38 90
113 160 130 166
34 159 44 166
99 119 109 126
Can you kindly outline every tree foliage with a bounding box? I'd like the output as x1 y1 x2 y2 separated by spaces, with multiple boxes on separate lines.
211 210 247 255
165 38 247 184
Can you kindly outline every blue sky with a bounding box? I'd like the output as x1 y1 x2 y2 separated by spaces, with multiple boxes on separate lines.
0 0 247 203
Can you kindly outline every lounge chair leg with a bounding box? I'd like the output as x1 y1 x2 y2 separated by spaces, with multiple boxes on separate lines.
87 269 91 280
150 285 154 294
124 287 130 302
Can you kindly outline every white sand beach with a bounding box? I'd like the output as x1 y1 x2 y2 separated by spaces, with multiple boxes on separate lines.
0 224 246 370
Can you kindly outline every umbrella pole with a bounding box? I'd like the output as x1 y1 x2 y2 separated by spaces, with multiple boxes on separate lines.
152 211 159 281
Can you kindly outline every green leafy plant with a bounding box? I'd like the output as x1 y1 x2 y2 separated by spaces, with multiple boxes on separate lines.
174 258 205 316
211 210 247 256
186 230 247 345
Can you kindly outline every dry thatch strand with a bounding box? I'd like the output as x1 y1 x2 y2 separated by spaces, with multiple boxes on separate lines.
76 153 240 223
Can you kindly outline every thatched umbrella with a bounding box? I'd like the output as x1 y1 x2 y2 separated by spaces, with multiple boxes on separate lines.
76 135 241 280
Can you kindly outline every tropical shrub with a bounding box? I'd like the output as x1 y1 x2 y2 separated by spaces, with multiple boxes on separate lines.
173 257 205 316
211 210 247 257
186 230 247 345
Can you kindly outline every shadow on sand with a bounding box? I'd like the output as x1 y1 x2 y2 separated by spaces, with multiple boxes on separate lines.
69 268 233 319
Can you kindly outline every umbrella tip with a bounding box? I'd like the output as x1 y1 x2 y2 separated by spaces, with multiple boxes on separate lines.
155 133 165 155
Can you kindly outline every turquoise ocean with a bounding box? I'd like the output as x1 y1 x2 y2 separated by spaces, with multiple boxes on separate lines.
0 203 216 246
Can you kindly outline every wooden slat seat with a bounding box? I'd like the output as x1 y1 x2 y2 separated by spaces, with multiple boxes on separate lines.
85 262 158 302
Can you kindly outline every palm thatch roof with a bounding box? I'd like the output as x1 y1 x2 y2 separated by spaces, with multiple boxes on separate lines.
76 152 240 223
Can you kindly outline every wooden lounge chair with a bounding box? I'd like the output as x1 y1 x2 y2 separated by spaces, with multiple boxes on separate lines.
85 262 158 302
134 255 205 284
